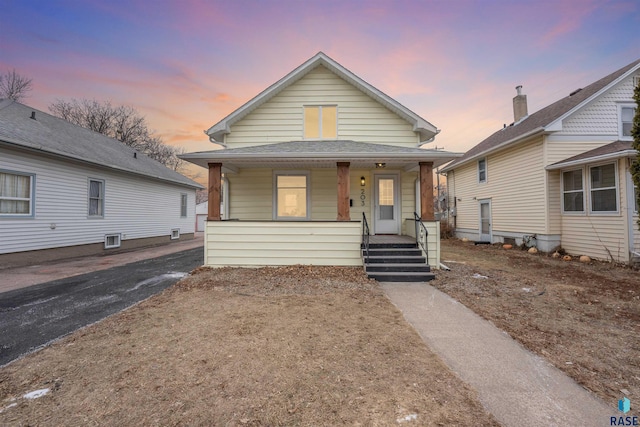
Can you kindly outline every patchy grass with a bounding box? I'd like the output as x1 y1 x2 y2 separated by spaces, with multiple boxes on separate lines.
0 266 498 426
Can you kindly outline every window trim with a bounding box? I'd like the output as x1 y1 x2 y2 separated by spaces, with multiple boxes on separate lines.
618 103 636 140
273 170 311 220
477 158 487 183
588 162 619 215
180 193 188 218
561 168 585 214
0 169 35 218
88 178 105 218
303 105 338 140
104 233 121 249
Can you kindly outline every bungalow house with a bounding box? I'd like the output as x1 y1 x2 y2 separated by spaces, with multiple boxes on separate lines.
181 52 460 279
0 100 202 268
441 59 640 263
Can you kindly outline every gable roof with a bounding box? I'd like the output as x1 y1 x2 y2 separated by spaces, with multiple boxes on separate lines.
206 52 439 144
441 58 640 172
0 100 202 189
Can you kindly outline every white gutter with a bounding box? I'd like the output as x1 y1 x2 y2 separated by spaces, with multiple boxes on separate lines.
545 149 637 171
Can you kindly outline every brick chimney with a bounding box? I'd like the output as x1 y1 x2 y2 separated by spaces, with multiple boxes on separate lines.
513 85 528 122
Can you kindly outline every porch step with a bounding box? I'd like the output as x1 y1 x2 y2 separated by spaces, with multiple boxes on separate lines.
362 241 434 282
365 248 423 257
365 271 435 282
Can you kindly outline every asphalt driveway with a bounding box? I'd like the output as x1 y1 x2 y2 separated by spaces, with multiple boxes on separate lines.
0 247 203 366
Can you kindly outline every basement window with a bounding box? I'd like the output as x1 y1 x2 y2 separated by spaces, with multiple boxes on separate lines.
104 234 121 249
171 228 180 240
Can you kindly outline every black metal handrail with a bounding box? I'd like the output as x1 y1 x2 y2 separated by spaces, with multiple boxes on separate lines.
414 212 429 265
362 212 370 264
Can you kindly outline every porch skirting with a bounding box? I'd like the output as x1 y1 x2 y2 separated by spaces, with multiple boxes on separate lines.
204 220 362 267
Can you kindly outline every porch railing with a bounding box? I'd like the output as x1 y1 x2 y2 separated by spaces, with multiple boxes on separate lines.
414 212 429 265
362 212 370 263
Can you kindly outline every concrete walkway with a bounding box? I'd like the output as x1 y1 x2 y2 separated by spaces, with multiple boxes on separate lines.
0 233 204 294
382 282 613 427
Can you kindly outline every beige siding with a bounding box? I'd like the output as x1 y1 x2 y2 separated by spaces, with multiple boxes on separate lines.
225 66 418 147
204 221 362 266
560 158 629 262
227 168 273 220
310 168 336 220
401 171 418 231
450 137 546 236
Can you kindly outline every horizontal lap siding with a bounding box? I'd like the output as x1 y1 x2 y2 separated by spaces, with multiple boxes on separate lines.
225 66 418 147
228 169 272 220
205 221 362 266
560 159 629 262
1 149 195 254
450 138 546 236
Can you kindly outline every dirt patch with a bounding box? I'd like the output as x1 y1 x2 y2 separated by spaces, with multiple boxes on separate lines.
435 239 640 406
0 266 498 426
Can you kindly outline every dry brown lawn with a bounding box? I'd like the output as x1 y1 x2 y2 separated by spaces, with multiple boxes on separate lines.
435 239 640 407
0 266 498 426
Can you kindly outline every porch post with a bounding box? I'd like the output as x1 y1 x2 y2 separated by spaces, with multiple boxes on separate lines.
419 161 434 221
208 162 222 221
337 162 351 221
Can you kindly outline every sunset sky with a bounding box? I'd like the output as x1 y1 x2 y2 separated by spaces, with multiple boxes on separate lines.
1 0 639 182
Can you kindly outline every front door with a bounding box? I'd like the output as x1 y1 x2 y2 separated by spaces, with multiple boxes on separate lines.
374 174 399 234
479 199 492 242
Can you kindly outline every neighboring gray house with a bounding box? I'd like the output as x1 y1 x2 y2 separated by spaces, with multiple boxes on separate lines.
0 100 202 267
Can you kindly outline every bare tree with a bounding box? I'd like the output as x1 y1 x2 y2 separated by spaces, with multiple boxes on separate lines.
0 69 33 101
49 98 186 171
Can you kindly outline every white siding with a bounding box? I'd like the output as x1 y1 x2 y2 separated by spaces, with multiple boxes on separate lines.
0 149 196 254
205 221 362 266
559 73 637 136
225 66 419 148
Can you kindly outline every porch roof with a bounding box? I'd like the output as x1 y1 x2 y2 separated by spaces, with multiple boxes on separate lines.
180 140 462 171
546 141 637 170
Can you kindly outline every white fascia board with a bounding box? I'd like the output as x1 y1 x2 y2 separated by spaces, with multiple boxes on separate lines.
440 127 545 173
546 63 640 131
545 150 637 171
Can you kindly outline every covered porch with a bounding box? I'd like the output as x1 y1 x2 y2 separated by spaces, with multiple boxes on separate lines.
181 140 458 269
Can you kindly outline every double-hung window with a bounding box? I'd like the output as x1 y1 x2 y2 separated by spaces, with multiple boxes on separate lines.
562 169 584 212
88 179 105 217
275 172 309 219
590 163 617 212
304 106 337 139
0 171 34 216
180 193 188 217
619 104 636 139
478 158 487 183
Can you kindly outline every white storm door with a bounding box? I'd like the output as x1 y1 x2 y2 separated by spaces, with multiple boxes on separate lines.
374 175 399 234
479 199 492 242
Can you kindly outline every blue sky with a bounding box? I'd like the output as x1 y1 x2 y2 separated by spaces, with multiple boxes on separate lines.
1 0 639 180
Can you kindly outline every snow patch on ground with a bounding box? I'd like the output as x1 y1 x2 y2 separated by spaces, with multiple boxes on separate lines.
23 388 50 399
128 272 187 292
0 402 17 413
397 413 418 423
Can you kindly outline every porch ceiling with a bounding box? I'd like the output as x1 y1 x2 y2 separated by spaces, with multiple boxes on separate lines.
181 140 462 171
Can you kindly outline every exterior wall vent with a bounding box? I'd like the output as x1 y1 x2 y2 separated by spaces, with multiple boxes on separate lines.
171 228 180 240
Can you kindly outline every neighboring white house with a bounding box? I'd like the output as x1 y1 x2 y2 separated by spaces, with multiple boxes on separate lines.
0 100 203 267
181 52 460 274
441 59 640 263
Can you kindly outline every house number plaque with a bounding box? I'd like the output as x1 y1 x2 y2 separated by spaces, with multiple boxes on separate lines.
360 189 366 206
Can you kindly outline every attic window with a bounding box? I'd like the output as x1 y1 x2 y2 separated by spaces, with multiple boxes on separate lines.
304 106 337 139
619 104 636 139
478 158 487 183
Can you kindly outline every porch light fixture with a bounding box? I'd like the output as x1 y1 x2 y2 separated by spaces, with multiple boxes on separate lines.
375 162 386 168
360 176 366 186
